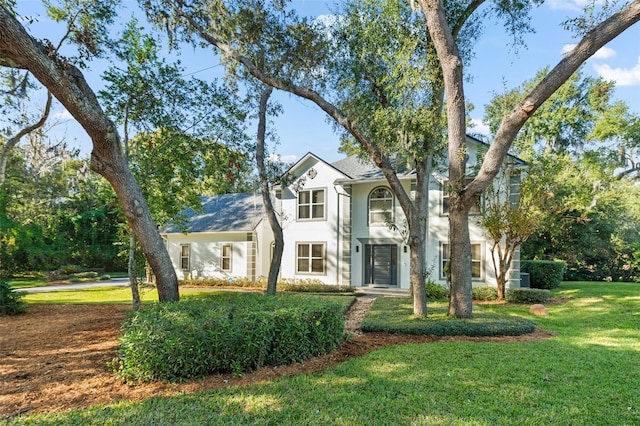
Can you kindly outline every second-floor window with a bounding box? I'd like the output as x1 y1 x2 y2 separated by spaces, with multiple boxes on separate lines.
298 189 325 220
369 187 393 226
442 180 481 215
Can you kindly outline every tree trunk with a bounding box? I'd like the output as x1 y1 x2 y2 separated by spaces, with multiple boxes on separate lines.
256 86 283 295
0 7 179 302
128 233 141 310
448 206 473 317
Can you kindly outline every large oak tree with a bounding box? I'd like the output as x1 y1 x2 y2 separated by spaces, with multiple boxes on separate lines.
0 5 180 302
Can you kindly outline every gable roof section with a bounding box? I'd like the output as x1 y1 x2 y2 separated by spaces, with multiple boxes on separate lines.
161 193 264 234
331 155 415 183
282 152 350 180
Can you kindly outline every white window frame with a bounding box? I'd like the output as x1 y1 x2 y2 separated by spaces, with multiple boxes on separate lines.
221 243 232 272
441 242 483 280
297 188 326 221
368 186 394 226
441 180 482 216
296 242 326 275
180 244 190 271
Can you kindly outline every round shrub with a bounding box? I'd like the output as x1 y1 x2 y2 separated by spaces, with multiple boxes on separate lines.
112 293 346 382
506 288 550 304
521 260 566 289
472 285 498 301
425 280 449 300
0 281 28 315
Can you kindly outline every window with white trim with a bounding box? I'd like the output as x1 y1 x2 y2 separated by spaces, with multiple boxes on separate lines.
297 189 325 220
296 242 326 274
442 180 481 215
441 242 483 280
508 170 522 209
180 244 190 271
221 243 232 272
368 187 393 226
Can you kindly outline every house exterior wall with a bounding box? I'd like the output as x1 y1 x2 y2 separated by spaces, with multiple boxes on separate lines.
164 230 272 281
347 179 413 289
164 141 523 290
278 156 345 284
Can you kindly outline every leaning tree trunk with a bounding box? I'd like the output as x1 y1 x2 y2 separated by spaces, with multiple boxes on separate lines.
0 7 179 302
256 86 284 295
128 233 142 310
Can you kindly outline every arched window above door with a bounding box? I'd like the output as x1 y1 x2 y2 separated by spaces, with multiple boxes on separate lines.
368 187 393 226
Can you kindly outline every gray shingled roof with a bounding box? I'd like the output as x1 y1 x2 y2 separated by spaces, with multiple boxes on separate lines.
161 193 265 234
331 156 414 181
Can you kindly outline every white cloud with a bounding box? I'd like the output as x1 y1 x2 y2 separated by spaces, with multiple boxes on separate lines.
469 118 491 137
593 46 616 59
561 44 616 59
53 108 74 121
547 0 590 11
593 57 640 86
268 153 298 164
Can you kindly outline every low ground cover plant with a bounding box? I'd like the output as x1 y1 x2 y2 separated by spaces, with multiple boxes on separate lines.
112 293 353 382
361 296 535 336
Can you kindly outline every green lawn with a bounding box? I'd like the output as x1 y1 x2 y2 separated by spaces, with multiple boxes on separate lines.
9 281 640 425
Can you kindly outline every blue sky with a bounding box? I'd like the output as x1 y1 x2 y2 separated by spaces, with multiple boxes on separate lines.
14 0 640 164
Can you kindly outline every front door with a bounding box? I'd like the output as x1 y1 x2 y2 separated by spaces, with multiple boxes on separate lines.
364 244 397 287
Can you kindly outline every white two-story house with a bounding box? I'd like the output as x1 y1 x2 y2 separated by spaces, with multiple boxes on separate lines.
161 136 526 290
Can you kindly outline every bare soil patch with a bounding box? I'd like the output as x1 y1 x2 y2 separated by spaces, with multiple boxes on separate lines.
1 298 554 420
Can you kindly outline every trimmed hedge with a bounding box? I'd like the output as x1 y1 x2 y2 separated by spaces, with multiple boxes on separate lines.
112 293 348 382
506 288 550 304
180 277 354 293
361 297 535 337
521 260 566 289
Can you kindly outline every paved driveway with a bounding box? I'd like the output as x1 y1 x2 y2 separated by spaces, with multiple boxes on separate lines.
17 277 131 293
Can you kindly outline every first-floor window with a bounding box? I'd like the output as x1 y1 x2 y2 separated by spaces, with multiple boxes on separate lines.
441 242 482 279
180 244 190 271
296 242 326 274
221 243 232 272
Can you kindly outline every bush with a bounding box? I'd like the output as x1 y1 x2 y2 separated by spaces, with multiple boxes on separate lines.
521 260 566 289
112 293 347 382
472 285 498 301
0 281 28 315
180 276 354 294
506 288 550 304
425 280 449 300
361 297 535 337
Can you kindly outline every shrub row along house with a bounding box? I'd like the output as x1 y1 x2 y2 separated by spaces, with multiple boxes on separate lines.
161 136 527 290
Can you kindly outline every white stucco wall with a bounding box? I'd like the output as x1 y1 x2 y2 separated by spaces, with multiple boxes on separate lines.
348 179 412 289
278 155 345 284
164 231 259 280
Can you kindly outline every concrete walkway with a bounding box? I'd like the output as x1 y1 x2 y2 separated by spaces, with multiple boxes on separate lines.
17 277 131 293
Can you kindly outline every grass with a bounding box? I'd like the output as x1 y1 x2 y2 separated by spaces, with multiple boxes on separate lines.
362 297 535 336
8 281 640 425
